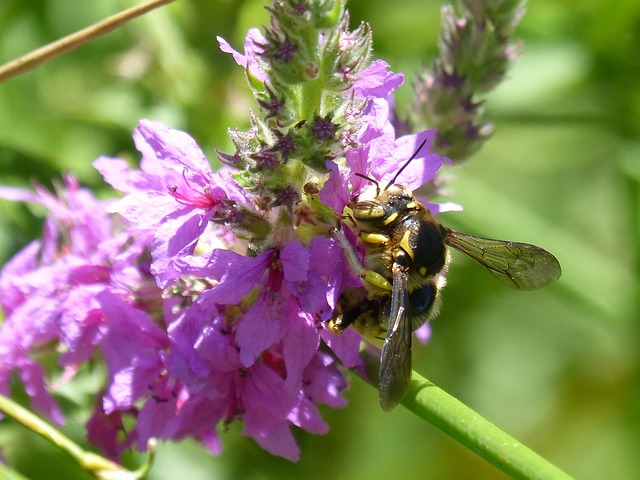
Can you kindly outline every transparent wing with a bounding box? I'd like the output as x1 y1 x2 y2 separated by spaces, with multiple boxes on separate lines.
378 263 413 411
444 228 562 291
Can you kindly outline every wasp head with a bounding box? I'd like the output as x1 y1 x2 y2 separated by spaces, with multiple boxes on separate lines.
349 181 419 231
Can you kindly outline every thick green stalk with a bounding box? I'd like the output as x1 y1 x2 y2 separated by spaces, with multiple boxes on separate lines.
361 347 574 480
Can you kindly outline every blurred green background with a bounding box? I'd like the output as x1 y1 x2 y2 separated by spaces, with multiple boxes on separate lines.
0 0 638 479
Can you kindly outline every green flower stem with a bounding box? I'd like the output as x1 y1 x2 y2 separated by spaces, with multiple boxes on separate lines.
0 394 155 479
297 79 325 120
360 347 574 480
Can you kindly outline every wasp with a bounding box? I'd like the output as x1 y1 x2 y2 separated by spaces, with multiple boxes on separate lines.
329 142 562 411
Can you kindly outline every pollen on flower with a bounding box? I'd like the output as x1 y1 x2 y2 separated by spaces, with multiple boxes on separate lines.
168 183 216 209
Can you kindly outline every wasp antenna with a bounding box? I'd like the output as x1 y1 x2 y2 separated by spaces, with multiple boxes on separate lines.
385 138 428 190
354 172 380 196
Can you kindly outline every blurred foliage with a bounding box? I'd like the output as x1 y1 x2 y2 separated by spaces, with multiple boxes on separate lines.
0 0 639 479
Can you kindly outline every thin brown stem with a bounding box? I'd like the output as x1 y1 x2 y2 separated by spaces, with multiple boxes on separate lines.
0 0 177 83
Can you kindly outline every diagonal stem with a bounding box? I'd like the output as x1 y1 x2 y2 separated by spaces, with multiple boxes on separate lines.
0 394 156 479
0 0 177 83
360 345 574 480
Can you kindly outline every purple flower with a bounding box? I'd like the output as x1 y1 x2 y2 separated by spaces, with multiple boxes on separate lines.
97 291 169 413
352 59 404 99
217 28 268 82
150 287 351 461
172 236 358 387
94 119 251 288
134 377 223 455
87 403 132 460
89 117 365 459
0 177 166 427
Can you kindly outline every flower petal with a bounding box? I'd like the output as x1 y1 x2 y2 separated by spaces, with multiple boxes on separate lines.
236 294 285 367
353 59 404 98
282 311 319 391
280 240 309 282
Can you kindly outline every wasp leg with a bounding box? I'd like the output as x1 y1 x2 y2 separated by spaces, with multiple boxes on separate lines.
332 227 391 290
360 269 392 293
359 232 389 245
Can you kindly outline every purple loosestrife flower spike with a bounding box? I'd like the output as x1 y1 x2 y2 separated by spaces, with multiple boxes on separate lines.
410 0 526 161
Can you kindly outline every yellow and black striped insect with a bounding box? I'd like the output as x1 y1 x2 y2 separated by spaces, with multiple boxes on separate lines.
330 145 562 411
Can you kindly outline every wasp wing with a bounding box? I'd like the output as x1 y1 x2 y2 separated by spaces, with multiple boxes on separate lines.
378 264 413 411
444 228 561 291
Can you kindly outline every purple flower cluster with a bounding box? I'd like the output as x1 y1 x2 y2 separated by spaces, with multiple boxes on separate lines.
0 176 160 430
0 24 451 463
